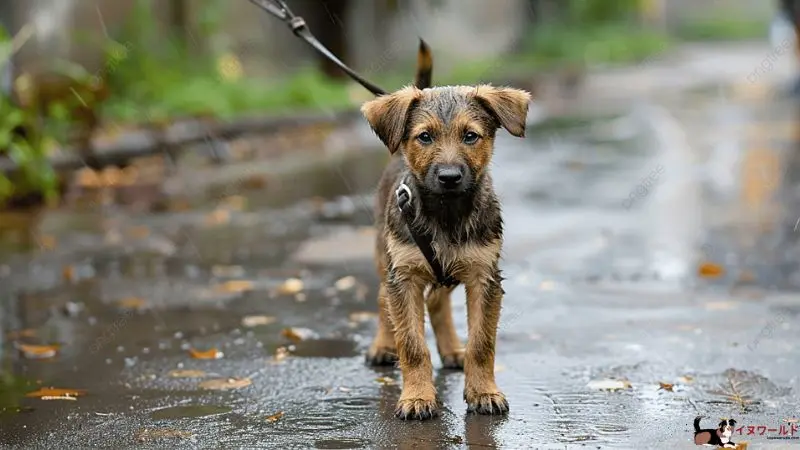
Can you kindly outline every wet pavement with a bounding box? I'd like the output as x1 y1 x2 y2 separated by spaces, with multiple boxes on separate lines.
3 60 800 448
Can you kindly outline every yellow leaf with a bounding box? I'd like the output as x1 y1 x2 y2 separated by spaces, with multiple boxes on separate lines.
276 278 304 295
280 327 315 343
241 315 276 328
334 276 356 291
265 411 284 423
188 348 224 360
198 377 251 391
375 376 395 385
17 344 59 359
168 370 207 378
26 387 86 398
215 280 253 294
698 262 725 278
658 382 674 392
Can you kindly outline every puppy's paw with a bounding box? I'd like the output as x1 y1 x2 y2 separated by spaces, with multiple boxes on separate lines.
394 397 438 420
441 351 465 370
465 391 509 415
365 347 398 366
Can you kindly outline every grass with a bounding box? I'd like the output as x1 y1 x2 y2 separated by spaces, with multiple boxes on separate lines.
676 16 769 42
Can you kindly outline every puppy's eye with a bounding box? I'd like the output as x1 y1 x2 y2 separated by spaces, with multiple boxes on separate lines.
417 132 433 145
463 131 480 145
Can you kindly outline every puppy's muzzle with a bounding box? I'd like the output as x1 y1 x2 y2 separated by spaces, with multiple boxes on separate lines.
429 164 469 193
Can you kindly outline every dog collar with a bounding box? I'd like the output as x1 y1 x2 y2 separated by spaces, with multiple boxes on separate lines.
394 178 460 288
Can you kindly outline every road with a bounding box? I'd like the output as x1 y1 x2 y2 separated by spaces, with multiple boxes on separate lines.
2 53 800 449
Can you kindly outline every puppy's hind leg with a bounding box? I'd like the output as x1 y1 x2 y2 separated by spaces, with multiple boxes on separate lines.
366 282 398 366
427 286 465 370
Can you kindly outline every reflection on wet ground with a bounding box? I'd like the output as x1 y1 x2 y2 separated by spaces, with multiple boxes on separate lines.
2 81 800 449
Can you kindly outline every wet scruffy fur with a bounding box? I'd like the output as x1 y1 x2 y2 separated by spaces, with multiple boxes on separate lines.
359 45 530 420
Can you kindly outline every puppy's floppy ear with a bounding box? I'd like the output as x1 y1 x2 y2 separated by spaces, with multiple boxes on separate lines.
360 85 422 154
474 85 531 138
729 419 736 427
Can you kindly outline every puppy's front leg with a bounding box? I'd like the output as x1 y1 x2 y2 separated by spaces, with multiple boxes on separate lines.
463 264 508 415
386 271 437 420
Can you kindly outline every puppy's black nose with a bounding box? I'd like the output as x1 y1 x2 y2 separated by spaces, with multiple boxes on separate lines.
437 167 463 188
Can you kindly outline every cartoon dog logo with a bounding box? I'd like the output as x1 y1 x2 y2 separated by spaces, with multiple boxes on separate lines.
694 416 737 448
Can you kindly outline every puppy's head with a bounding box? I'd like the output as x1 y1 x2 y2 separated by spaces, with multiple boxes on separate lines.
361 85 530 195
719 419 736 436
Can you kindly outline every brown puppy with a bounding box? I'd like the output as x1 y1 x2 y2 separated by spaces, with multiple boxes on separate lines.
360 43 530 420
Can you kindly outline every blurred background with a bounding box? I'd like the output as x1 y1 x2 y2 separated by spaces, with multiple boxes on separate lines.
2 0 800 448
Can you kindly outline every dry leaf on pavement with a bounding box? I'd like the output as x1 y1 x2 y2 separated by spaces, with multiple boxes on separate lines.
276 278 304 295
168 369 207 378
334 276 356 291
199 377 252 391
658 382 674 392
188 348 224 360
215 280 254 294
26 387 86 399
17 344 59 359
586 379 632 391
265 411 284 423
375 376 395 385
698 262 725 278
280 328 315 343
241 315 276 328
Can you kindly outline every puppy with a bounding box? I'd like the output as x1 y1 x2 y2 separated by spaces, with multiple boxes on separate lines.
360 41 530 420
694 416 738 448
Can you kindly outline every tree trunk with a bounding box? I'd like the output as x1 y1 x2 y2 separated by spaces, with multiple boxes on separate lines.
314 0 349 80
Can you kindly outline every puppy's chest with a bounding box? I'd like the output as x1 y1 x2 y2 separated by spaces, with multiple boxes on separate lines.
388 235 501 281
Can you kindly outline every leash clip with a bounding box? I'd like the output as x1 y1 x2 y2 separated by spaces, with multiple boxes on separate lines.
395 182 411 212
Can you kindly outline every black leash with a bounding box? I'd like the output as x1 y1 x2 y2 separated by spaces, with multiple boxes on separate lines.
395 181 460 288
248 0 387 96
250 0 454 286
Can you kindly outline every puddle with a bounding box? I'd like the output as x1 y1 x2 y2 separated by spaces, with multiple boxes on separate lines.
313 438 371 449
279 412 355 432
150 405 233 420
290 339 359 358
321 396 380 411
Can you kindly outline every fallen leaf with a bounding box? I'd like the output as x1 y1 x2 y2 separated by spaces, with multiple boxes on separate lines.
37 234 57 250
199 377 251 390
220 195 246 211
272 346 291 363
126 226 150 239
678 375 694 384
215 280 254 294
348 311 377 323
375 376 395 385
658 382 674 392
17 344 59 359
241 315 276 328
205 209 230 226
281 327 315 343
586 379 632 391
62 265 76 282
116 297 148 311
168 369 207 378
189 348 224 360
40 396 78 401
136 428 192 442
26 387 86 398
705 301 737 311
698 262 725 278
211 265 245 278
334 276 356 291
6 329 37 340
276 278 304 295
265 411 284 423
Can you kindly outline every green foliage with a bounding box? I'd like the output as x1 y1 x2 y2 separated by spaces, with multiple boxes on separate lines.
565 0 642 24
676 17 768 42
0 31 59 206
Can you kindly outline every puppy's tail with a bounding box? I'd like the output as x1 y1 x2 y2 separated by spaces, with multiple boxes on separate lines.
414 38 433 89
694 416 702 432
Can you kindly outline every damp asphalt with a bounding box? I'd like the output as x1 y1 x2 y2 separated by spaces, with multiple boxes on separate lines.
2 48 800 449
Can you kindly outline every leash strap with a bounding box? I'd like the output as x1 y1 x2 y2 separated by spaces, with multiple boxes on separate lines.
395 181 460 288
248 0 387 96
